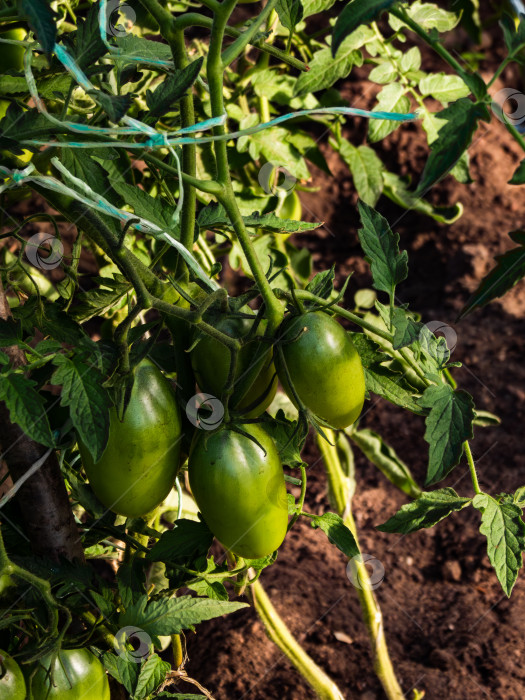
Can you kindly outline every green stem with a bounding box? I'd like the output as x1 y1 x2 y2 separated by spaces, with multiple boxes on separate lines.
316 430 406 700
80 611 118 649
143 154 222 196
206 0 284 330
251 579 345 700
287 463 306 530
464 441 481 495
169 29 198 276
221 0 279 67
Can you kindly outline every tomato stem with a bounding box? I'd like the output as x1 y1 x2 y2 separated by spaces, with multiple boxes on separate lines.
464 441 482 495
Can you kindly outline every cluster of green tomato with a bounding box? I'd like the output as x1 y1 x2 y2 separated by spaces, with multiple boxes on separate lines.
80 310 365 560
0 648 110 700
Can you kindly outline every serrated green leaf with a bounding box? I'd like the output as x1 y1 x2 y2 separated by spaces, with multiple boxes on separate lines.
302 0 338 17
117 654 140 695
501 14 525 54
112 181 177 229
119 595 248 645
391 307 422 349
349 331 385 368
0 318 21 347
514 486 525 507
243 211 322 233
419 73 470 104
0 372 54 447
88 90 132 123
416 99 490 195
390 1 460 32
261 410 308 468
383 172 463 224
51 355 111 461
458 230 525 319
305 266 335 300
350 428 421 498
20 0 57 55
72 1 107 68
357 200 408 303
115 35 173 64
418 384 474 485
146 58 203 118
276 0 304 32
332 0 396 55
134 654 171 699
309 511 359 557
337 140 383 206
295 27 371 95
473 494 525 596
368 83 410 143
378 487 470 533
364 364 424 413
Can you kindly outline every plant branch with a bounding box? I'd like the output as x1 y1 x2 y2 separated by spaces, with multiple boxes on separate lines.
221 0 279 67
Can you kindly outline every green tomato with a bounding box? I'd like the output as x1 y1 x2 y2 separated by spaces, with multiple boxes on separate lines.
30 649 109 700
80 359 182 517
0 650 25 700
191 315 277 418
188 423 288 559
276 311 365 429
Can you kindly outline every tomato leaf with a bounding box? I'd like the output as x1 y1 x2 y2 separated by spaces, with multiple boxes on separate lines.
134 654 172 699
0 371 54 447
261 410 308 468
308 512 359 558
117 559 147 610
336 139 383 206
350 429 421 498
416 99 490 196
368 83 411 143
332 0 396 56
305 266 336 300
51 355 111 462
19 0 57 56
473 494 525 597
364 365 425 414
0 319 21 347
71 1 107 68
119 595 248 645
357 200 408 304
382 172 463 224
458 230 525 319
295 27 371 95
116 654 141 695
417 384 475 485
276 0 304 32
146 58 204 118
377 488 471 533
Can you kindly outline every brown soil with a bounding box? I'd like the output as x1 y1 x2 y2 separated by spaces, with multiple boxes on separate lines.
184 33 525 700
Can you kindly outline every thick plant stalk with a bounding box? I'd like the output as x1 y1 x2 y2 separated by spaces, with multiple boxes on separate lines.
251 579 345 700
317 429 405 700
0 278 84 562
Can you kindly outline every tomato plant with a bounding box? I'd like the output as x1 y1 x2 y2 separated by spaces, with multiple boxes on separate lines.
0 0 524 698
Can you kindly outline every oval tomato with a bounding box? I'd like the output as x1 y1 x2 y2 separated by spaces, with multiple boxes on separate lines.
30 649 109 700
80 359 182 517
276 311 365 429
188 423 288 559
191 315 277 418
0 650 25 700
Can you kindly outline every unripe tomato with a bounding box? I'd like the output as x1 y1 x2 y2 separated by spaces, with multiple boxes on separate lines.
276 311 365 429
0 649 25 700
191 315 277 418
80 359 182 517
188 423 288 559
30 649 109 700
